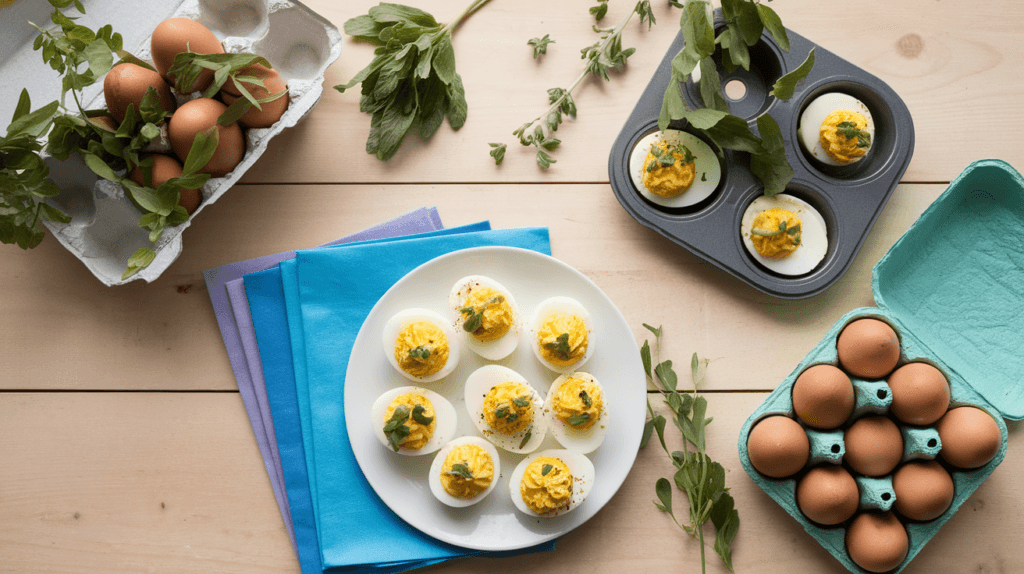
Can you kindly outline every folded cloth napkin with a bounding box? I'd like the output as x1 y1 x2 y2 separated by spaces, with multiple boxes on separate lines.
202 207 444 553
289 226 551 570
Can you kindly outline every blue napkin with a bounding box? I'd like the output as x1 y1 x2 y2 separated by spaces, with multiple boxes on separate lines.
291 227 552 570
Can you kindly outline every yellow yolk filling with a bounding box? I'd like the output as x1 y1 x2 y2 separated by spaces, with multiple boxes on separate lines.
520 456 573 514
394 321 449 377
460 286 513 342
440 444 494 498
383 393 436 450
537 313 588 367
482 381 534 435
819 110 870 163
552 377 603 430
750 208 802 259
641 140 697 197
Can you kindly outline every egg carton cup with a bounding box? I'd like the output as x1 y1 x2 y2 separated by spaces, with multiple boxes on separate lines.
1 0 341 286
607 10 915 299
739 307 1009 574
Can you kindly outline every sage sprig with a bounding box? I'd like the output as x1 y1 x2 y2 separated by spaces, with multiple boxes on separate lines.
460 295 503 333
836 121 871 148
660 0 815 198
384 405 412 452
543 332 572 360
335 0 492 161
447 463 474 479
640 323 739 573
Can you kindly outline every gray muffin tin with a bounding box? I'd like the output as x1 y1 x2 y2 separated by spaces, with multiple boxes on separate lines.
608 14 915 298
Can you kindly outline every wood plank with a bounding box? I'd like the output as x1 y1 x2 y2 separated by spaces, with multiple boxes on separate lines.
234 0 1024 185
0 183 942 391
2 392 1021 573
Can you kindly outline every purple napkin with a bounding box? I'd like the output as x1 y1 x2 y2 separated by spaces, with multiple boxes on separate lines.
202 207 444 551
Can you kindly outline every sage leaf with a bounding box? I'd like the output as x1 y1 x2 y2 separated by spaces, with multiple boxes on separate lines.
771 48 814 101
750 113 793 198
756 3 790 52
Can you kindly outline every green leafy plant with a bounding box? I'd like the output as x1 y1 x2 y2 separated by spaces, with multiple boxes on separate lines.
494 1 655 168
528 34 555 59
640 323 739 573
334 0 492 161
659 0 815 197
167 52 288 125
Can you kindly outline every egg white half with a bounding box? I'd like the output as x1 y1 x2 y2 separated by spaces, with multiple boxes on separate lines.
529 296 595 374
543 372 609 454
740 194 829 276
798 92 875 167
448 275 521 361
628 129 722 208
382 308 461 383
428 436 502 508
370 386 458 456
464 365 547 454
508 449 596 518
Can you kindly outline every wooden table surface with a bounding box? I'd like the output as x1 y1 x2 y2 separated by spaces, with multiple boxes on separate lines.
2 0 1023 572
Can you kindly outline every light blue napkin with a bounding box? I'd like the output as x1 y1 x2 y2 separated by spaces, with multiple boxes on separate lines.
291 227 552 570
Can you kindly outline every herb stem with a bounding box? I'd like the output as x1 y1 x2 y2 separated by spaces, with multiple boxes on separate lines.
440 0 493 40
516 5 636 140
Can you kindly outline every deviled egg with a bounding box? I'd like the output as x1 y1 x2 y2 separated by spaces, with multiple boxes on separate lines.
629 129 722 208
370 386 457 455
464 365 546 453
428 436 501 507
382 308 460 383
449 275 520 360
530 296 594 373
543 372 609 454
798 92 875 166
509 449 595 517
740 194 828 276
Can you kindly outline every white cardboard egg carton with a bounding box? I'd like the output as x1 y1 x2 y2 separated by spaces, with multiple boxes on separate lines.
0 0 341 285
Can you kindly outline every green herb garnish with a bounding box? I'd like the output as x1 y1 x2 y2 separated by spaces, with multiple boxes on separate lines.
640 324 739 573
528 34 555 59
566 413 591 427
334 0 492 161
589 0 609 22
513 396 530 408
460 295 504 333
579 390 592 407
518 430 532 449
543 332 572 361
836 121 872 148
446 462 474 480
750 219 800 238
383 405 411 452
408 346 431 361
411 404 434 425
494 406 510 419
541 463 554 476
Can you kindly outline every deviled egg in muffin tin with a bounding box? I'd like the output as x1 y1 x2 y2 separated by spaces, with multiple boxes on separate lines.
374 276 603 513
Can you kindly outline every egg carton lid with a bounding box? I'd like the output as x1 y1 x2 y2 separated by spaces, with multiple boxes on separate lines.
871 159 1024 420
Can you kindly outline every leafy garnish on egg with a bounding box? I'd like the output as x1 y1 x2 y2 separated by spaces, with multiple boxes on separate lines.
543 372 609 454
464 365 546 453
798 92 875 166
370 386 457 456
448 275 521 360
381 308 460 382
530 296 594 373
508 449 595 517
740 194 828 276
629 129 721 208
428 436 501 507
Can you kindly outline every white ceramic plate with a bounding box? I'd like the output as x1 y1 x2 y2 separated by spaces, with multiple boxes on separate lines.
345 246 646 551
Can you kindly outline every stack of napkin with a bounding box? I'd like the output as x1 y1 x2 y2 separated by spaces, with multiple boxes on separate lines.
203 207 555 573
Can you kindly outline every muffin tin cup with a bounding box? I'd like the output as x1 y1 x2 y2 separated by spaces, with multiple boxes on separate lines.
2 0 343 285
608 11 915 299
739 307 1009 574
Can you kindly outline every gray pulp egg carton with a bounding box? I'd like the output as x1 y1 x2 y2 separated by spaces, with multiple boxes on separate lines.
0 0 341 285
737 160 1024 573
607 12 914 299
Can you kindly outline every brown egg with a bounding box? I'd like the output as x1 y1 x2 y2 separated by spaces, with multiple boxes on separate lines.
221 71 289 128
887 362 950 426
128 154 201 215
796 465 859 525
220 63 276 97
747 415 809 478
844 416 903 477
937 406 1001 469
103 63 176 123
151 18 224 93
168 98 245 178
837 318 901 379
845 512 909 573
792 364 855 429
892 460 954 522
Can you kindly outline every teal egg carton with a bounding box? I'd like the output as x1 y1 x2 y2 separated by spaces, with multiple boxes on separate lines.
738 159 1024 573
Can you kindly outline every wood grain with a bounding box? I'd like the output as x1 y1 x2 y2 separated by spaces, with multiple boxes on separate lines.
2 393 1021 574
0 183 940 391
234 0 1024 186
